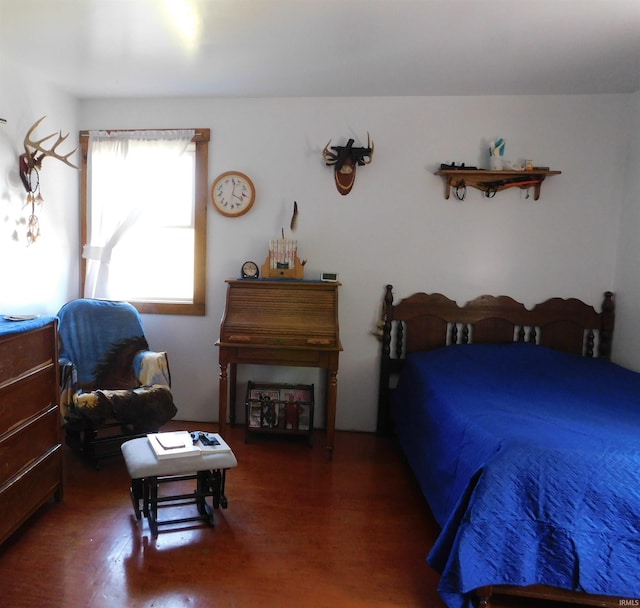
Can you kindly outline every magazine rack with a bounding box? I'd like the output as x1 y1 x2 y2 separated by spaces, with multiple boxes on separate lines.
245 382 314 444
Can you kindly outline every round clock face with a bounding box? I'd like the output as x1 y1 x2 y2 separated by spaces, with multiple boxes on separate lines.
211 171 256 217
241 260 259 279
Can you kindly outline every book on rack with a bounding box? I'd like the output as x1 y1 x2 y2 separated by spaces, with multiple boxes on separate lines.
147 431 232 460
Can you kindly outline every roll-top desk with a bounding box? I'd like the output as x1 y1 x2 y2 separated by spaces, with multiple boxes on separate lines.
216 279 342 457
0 316 62 544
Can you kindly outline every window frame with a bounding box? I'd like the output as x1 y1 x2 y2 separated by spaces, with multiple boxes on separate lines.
79 128 209 316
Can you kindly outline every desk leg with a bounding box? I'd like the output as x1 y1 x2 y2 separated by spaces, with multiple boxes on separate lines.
218 362 228 439
229 363 237 425
326 368 338 460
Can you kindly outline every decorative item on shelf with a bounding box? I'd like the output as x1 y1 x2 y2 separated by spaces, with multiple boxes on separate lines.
211 171 256 217
323 133 374 195
18 116 79 245
488 137 505 170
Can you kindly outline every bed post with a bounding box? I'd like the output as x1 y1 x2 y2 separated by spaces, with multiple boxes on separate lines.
598 291 615 359
377 285 394 435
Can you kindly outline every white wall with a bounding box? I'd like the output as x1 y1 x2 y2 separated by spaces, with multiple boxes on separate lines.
2 46 636 433
0 55 79 316
78 94 629 431
613 90 640 369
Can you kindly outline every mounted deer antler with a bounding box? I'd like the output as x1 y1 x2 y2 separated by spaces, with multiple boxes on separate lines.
19 115 78 192
323 132 373 195
16 116 79 245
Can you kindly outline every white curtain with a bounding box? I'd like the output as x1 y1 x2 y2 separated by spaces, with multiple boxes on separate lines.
83 129 195 299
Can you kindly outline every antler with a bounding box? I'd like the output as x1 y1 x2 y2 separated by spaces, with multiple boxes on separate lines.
322 140 337 165
362 132 374 165
23 116 79 170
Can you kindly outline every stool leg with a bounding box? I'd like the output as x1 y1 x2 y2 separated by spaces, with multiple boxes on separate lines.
142 478 151 518
130 478 143 520
220 469 228 509
196 471 215 527
210 469 229 509
147 477 159 537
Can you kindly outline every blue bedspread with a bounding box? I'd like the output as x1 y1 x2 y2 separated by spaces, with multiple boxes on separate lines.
391 343 640 607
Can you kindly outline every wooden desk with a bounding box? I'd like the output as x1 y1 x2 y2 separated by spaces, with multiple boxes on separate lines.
216 279 342 457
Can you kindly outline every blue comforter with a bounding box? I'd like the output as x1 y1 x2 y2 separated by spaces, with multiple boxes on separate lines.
391 343 640 607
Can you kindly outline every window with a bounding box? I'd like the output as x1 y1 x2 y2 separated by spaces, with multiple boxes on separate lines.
80 129 209 315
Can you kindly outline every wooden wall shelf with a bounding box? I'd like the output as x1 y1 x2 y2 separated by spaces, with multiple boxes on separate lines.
435 169 561 201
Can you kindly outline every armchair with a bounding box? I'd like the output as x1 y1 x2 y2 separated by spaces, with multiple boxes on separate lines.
57 298 177 467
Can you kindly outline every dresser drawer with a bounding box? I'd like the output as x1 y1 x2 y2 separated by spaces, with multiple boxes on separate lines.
0 324 55 385
0 406 59 487
0 445 62 544
0 365 57 433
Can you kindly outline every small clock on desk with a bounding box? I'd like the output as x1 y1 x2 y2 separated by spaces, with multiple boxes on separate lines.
241 260 260 279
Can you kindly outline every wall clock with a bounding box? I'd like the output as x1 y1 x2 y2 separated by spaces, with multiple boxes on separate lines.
211 171 256 217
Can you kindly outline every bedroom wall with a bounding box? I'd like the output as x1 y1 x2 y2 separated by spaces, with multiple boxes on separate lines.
79 94 629 431
612 90 640 370
0 55 79 316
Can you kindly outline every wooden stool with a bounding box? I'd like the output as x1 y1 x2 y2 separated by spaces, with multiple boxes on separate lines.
121 437 237 536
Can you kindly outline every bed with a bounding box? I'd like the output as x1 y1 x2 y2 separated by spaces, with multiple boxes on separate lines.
376 285 640 608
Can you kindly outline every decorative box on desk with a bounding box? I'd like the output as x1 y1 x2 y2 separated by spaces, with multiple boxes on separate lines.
245 382 314 444
216 279 341 458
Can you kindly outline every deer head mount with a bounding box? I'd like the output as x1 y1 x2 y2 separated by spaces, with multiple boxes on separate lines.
17 116 78 244
323 133 374 195
19 115 78 193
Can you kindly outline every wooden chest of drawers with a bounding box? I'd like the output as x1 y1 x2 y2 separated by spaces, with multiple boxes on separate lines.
0 317 62 544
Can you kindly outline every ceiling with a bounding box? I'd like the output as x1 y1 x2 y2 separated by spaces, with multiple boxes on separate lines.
1 0 639 100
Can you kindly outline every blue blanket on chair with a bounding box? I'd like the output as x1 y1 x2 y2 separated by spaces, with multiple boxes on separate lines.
57 298 176 430
392 343 640 607
58 298 147 385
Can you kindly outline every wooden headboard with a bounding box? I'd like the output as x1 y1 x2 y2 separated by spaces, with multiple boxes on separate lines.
376 285 615 435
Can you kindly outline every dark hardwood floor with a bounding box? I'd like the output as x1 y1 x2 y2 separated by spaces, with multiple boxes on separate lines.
0 422 447 608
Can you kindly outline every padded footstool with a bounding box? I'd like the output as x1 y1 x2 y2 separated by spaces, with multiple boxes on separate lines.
121 437 237 536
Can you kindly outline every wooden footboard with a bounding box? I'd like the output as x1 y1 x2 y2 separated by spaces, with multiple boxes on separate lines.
475 584 629 607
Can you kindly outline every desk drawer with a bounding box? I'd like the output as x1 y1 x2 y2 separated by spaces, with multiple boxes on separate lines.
234 348 325 366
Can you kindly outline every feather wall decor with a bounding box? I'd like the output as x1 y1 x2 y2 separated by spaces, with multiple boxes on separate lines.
290 200 299 232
